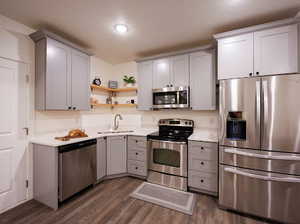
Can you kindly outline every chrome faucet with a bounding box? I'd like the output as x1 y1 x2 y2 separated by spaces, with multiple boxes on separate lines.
113 114 123 130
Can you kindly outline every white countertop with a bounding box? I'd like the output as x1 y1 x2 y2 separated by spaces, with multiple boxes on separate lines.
30 128 157 147
188 128 218 143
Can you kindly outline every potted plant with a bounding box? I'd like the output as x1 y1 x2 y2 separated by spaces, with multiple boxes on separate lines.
123 75 136 87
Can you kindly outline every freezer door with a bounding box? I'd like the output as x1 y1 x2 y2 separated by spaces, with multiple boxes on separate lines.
219 146 300 175
219 78 261 149
262 74 300 153
219 165 300 224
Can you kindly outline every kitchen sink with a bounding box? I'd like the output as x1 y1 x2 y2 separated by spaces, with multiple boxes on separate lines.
97 130 134 134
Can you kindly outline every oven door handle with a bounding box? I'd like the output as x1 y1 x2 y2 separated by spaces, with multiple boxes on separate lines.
224 167 300 183
224 148 300 161
150 139 187 145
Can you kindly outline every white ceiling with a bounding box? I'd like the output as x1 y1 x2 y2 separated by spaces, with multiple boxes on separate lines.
0 0 299 64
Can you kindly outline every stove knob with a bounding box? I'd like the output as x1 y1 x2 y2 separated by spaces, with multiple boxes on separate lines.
185 122 188 125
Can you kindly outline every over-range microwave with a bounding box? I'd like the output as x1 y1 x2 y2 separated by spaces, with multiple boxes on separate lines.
152 86 189 109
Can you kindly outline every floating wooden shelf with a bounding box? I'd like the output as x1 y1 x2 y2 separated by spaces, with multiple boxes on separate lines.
91 103 137 108
91 84 137 92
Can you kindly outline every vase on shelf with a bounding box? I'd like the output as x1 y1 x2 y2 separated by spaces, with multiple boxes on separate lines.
124 82 135 88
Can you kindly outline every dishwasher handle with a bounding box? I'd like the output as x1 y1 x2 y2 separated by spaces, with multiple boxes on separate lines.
58 139 96 153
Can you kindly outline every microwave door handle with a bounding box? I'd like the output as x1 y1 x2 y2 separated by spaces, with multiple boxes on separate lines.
224 167 300 183
224 148 300 161
176 91 180 105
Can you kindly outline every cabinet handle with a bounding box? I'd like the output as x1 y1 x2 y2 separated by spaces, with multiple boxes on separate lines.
249 73 253 76
136 140 138 143
135 167 138 170
201 147 204 150
68 106 72 110
256 72 259 75
135 152 138 155
170 84 173 87
201 162 204 165
200 179 204 183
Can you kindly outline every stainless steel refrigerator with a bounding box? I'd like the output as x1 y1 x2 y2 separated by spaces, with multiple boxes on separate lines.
219 74 300 224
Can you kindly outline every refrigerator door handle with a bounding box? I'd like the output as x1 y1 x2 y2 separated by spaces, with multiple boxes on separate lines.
224 148 300 161
262 80 268 143
224 167 300 183
255 80 261 139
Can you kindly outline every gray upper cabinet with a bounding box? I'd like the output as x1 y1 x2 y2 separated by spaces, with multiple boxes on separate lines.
71 49 90 110
45 38 71 110
170 54 189 87
152 55 189 89
153 58 171 89
137 61 153 110
189 50 216 110
107 136 127 176
30 30 91 110
97 137 107 180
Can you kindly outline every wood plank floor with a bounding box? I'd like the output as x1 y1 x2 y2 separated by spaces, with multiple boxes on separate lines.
0 177 273 224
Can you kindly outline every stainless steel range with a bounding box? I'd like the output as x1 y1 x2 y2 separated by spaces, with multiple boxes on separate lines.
147 119 194 191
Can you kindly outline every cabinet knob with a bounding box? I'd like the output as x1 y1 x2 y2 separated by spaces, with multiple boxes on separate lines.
256 72 260 75
170 84 173 87
73 107 76 110
249 73 253 76
68 106 72 110
136 140 138 143
135 167 138 170
201 147 204 150
135 152 138 155
201 162 204 165
200 179 204 183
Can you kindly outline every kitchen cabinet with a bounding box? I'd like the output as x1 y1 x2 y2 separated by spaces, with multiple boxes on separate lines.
171 54 189 87
217 33 254 80
153 58 171 89
137 61 153 110
30 30 91 110
127 136 148 178
254 24 298 76
97 137 107 180
216 24 299 79
107 136 127 175
189 50 216 110
152 55 189 89
188 140 218 196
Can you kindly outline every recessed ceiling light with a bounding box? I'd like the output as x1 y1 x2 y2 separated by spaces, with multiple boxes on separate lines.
114 24 128 34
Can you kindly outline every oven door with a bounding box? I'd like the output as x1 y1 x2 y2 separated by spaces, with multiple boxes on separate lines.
149 140 187 177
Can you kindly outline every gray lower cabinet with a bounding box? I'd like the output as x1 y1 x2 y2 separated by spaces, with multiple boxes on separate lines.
188 140 218 196
31 32 90 111
127 136 148 178
107 136 127 175
97 137 107 180
189 50 216 110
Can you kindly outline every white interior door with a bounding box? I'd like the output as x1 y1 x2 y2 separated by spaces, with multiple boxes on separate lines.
0 58 28 213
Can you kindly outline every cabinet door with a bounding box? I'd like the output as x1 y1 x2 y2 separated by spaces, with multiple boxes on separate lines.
97 137 107 180
137 61 153 110
190 50 216 110
71 49 90 110
46 38 71 110
254 24 298 76
171 54 189 87
107 136 127 175
218 33 254 80
153 58 171 89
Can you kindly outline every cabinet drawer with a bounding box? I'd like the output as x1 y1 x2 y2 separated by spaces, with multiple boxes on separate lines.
188 170 218 192
189 156 218 173
189 141 218 161
128 136 147 150
128 160 147 177
128 149 147 162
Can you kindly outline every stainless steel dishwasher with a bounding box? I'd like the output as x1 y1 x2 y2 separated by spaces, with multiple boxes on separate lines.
58 139 97 202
